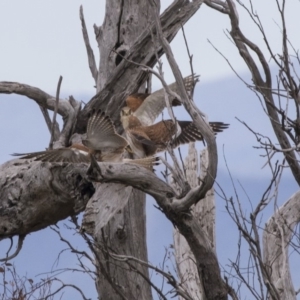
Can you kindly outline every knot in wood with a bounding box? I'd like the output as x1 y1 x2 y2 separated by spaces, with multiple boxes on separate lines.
166 192 174 199
115 225 127 241
141 182 150 189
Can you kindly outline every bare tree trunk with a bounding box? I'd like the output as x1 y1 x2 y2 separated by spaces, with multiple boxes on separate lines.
83 1 155 299
174 146 216 300
263 191 300 300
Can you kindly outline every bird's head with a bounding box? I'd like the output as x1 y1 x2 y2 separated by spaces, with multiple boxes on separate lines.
120 106 132 129
121 106 132 117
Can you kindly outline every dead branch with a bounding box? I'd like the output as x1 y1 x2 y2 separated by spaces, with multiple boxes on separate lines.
39 105 60 141
0 235 25 262
150 0 219 209
49 75 63 149
0 81 81 148
44 278 89 300
87 159 228 299
212 0 300 184
220 149 284 299
0 82 71 117
80 5 98 85
204 0 229 14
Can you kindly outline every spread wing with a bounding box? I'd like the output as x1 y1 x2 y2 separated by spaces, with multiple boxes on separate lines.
134 74 199 126
12 146 91 163
84 110 128 150
141 120 177 145
172 121 230 148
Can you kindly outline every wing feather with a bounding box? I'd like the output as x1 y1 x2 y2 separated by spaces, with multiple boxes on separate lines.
172 121 229 148
84 110 128 150
12 148 90 163
134 74 199 126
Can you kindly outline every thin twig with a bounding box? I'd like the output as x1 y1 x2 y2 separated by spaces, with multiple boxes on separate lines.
0 235 26 262
39 105 60 139
80 5 98 85
181 25 197 97
49 76 63 149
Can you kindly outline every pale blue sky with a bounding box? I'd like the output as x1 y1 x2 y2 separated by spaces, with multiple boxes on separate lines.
1 1 300 299
1 1 298 93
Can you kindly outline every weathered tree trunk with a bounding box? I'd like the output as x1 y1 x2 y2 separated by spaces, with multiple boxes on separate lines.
263 191 300 300
83 1 155 299
174 146 216 300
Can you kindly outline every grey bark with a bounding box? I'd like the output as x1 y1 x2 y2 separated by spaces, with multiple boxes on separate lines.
0 160 93 239
263 191 300 300
81 1 209 299
82 1 155 299
0 0 204 253
86 158 227 299
174 146 216 300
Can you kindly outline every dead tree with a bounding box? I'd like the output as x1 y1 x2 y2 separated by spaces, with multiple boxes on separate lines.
0 1 230 299
5 0 300 299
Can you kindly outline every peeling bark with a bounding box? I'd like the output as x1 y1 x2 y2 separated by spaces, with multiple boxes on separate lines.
83 1 156 299
174 146 216 300
0 159 94 239
264 191 300 300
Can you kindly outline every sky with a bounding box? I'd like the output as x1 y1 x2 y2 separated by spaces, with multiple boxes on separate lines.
1 0 300 299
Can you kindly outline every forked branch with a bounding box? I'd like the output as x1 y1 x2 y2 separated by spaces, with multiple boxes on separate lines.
206 0 300 185
0 81 81 148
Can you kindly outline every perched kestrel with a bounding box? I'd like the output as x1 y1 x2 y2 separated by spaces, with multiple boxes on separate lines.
126 74 199 126
13 110 158 170
120 107 229 158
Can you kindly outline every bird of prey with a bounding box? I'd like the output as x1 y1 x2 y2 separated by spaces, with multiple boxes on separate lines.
12 110 158 170
126 74 199 126
120 106 229 158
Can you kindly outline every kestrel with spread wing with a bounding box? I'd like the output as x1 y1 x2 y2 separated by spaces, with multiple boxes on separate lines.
126 74 199 126
13 110 158 170
120 107 229 158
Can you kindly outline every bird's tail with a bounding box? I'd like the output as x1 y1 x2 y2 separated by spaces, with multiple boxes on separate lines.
11 151 53 161
123 156 160 171
209 122 230 133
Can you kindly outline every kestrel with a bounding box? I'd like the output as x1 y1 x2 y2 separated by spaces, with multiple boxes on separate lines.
126 74 199 126
120 107 229 158
12 110 158 170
